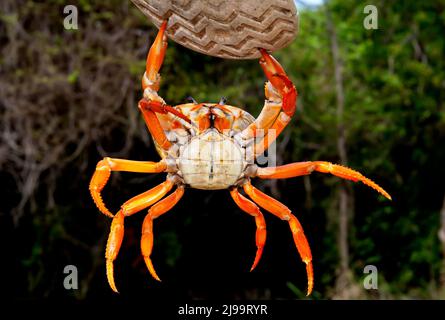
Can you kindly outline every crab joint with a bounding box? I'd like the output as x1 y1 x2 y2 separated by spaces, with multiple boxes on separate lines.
244 164 259 178
164 156 178 173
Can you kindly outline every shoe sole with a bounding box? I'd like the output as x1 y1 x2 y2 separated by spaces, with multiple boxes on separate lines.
131 0 298 59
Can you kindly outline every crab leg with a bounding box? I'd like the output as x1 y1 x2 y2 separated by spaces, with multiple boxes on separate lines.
243 181 313 296
105 179 174 293
139 20 191 151
138 99 191 151
140 100 191 124
238 49 297 142
89 158 167 218
229 188 267 271
138 100 172 150
255 161 391 200
141 186 185 282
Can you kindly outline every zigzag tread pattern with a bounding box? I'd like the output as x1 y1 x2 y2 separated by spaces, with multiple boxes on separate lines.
131 0 298 59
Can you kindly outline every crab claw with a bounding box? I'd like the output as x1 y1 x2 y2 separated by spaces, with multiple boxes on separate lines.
259 48 297 117
146 21 168 80
259 49 286 89
143 20 168 91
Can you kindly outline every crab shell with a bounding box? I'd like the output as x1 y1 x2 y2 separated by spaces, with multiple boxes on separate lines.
155 103 256 190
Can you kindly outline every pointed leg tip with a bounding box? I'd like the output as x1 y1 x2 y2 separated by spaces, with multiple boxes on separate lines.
305 261 314 296
106 259 119 293
380 190 392 201
110 286 119 294
249 249 263 272
144 257 161 282
250 260 259 272
152 270 162 282
306 279 314 296
105 212 114 218
108 275 119 293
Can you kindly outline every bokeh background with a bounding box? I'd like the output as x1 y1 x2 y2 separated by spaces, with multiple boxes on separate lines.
2 0 445 300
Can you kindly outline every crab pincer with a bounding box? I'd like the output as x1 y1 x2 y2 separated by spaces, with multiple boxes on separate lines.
259 48 297 118
142 20 168 91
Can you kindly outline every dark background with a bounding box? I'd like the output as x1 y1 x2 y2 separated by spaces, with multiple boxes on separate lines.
1 0 445 300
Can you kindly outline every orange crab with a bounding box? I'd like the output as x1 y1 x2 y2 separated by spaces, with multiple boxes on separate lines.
89 21 391 295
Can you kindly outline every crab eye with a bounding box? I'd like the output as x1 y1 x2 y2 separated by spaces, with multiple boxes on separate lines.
186 96 198 104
